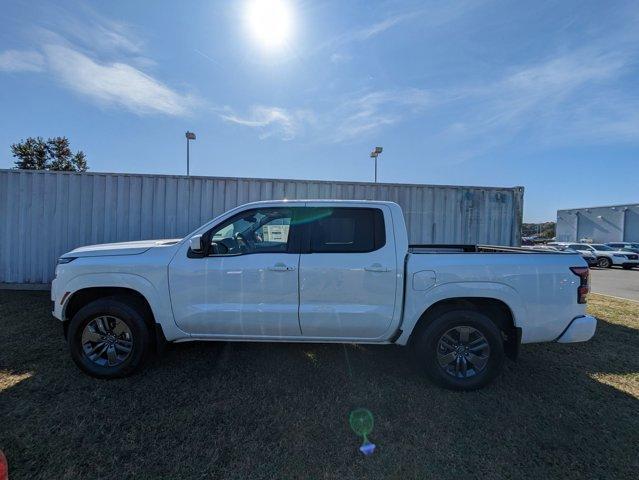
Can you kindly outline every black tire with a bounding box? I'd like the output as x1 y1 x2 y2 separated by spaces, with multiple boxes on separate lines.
622 265 634 270
597 257 612 268
411 309 505 391
67 296 152 378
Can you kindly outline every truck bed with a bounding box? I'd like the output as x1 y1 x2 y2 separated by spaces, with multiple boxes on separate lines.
408 244 565 254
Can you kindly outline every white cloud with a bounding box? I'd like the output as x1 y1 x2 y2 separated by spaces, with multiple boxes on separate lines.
220 106 313 140
330 52 351 64
422 44 639 162
320 0 481 53
0 7 197 117
488 50 629 131
43 44 194 116
350 11 420 41
221 89 431 142
45 3 144 56
0 50 45 72
329 88 431 142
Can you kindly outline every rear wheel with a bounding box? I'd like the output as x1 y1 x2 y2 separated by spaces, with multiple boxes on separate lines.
68 296 151 378
597 257 612 268
411 310 505 390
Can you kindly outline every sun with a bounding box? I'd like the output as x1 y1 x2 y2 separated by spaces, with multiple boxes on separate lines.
245 0 293 50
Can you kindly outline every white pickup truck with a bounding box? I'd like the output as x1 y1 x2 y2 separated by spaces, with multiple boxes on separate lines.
52 200 596 390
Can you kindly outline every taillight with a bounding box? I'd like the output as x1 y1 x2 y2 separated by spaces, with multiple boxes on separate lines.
0 449 7 480
570 267 590 304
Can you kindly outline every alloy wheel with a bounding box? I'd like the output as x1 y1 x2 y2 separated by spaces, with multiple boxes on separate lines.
436 326 490 378
597 258 610 268
81 316 133 367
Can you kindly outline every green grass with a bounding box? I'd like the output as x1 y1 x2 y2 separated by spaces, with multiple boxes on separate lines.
1 291 638 479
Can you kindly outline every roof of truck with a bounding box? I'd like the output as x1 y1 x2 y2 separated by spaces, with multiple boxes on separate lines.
237 199 400 206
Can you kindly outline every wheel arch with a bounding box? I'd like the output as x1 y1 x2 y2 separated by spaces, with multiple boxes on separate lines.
407 297 521 360
64 286 155 326
60 273 187 342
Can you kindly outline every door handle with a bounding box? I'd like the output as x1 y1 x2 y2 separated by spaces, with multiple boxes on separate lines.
268 263 296 272
364 263 391 272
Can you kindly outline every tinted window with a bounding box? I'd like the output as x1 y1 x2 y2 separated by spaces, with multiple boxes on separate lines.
308 208 385 253
208 208 293 255
592 244 613 251
569 244 587 250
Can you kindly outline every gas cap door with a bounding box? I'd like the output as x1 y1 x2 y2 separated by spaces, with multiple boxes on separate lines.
412 270 436 291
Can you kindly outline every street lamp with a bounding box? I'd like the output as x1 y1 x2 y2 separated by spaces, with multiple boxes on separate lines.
370 146 383 183
185 131 196 176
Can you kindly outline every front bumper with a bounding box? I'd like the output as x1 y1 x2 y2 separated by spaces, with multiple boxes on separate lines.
50 278 64 320
556 315 597 343
612 257 639 266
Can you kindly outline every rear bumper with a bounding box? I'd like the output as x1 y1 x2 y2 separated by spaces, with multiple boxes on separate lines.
556 315 597 343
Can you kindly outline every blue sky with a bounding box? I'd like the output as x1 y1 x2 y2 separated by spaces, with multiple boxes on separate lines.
1 0 638 222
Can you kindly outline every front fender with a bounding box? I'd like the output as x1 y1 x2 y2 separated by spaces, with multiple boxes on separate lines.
58 272 188 342
395 281 526 345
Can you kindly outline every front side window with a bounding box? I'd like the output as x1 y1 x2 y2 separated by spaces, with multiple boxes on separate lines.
208 208 293 255
307 207 385 253
592 244 613 251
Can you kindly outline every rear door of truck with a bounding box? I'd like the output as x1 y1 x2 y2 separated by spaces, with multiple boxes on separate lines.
297 204 400 339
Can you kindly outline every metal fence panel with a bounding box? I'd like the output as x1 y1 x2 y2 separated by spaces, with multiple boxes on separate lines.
0 169 524 284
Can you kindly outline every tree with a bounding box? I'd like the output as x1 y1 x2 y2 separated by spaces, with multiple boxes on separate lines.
11 136 89 172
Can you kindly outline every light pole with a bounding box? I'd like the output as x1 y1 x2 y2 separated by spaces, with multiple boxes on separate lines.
185 131 196 176
370 146 383 183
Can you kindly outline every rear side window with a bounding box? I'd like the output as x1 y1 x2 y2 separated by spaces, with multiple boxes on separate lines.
307 207 385 253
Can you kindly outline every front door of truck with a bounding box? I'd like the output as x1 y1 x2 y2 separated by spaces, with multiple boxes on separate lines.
169 207 302 337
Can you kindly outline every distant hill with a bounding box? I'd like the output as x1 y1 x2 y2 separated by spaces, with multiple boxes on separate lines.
522 222 556 239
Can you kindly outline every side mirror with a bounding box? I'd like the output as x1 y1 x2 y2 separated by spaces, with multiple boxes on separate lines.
190 234 204 253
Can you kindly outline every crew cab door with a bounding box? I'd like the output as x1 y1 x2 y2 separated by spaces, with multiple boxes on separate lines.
168 206 302 337
298 205 399 339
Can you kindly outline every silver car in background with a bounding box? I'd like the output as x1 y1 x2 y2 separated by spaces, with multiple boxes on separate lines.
529 245 598 266
606 242 639 254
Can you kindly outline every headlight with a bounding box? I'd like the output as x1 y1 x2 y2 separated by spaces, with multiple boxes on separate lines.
57 257 77 265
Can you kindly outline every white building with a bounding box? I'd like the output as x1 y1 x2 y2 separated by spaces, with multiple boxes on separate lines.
556 203 639 243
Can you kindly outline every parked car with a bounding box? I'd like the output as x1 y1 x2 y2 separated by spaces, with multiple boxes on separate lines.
606 242 639 254
549 242 639 269
52 200 596 390
524 244 598 267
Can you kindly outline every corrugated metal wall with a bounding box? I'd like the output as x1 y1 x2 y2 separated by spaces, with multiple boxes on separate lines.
0 169 524 284
556 203 639 243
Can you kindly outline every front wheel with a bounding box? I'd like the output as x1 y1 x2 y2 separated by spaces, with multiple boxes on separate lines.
67 296 152 378
411 310 505 390
622 264 634 270
597 257 612 268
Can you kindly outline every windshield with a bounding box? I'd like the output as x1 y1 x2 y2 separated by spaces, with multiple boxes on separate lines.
592 244 614 251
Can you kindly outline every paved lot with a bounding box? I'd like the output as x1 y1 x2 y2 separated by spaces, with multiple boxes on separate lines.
590 267 639 302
